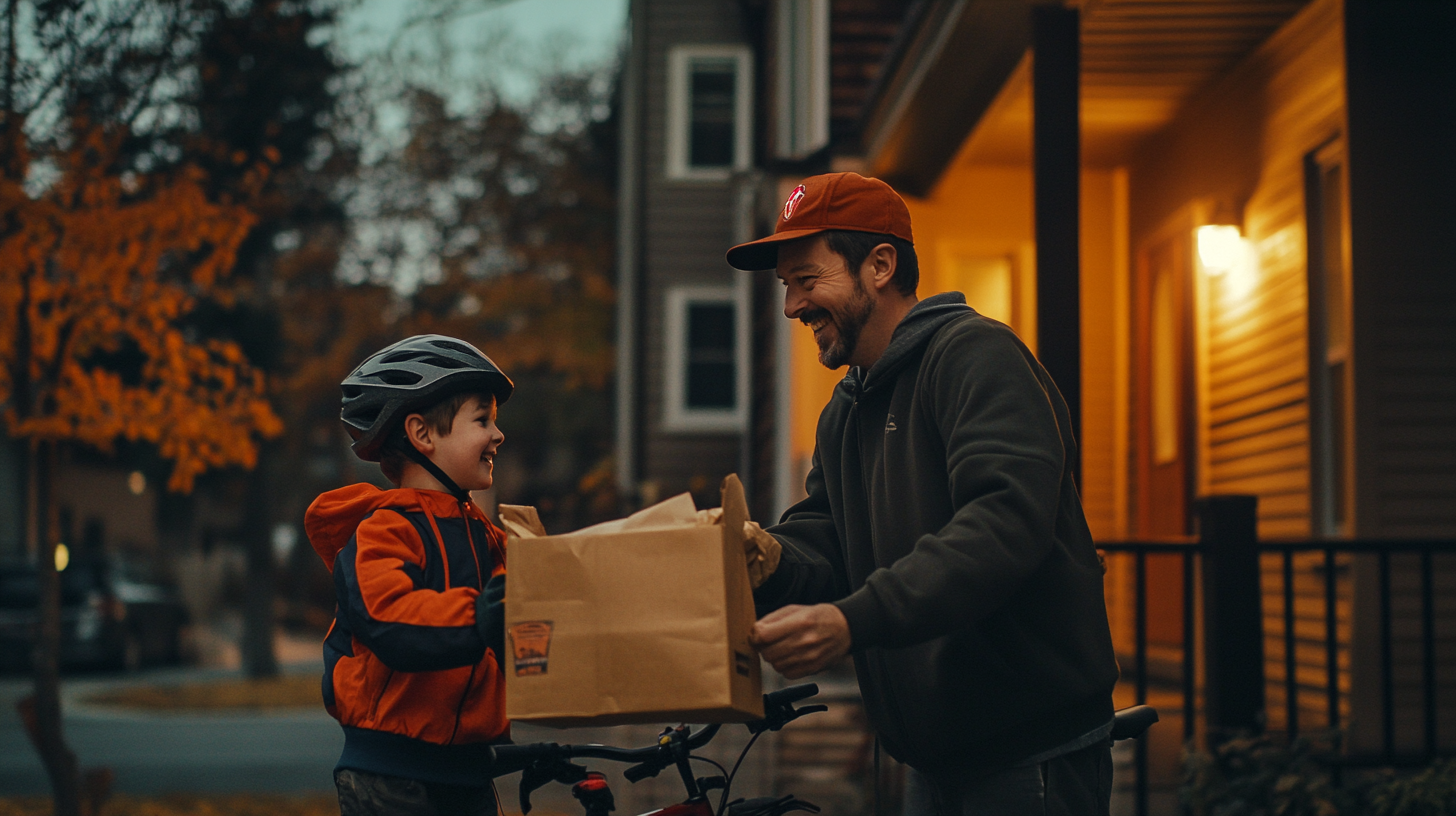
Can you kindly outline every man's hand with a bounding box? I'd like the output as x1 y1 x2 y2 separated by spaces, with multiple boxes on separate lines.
749 604 851 679
743 521 781 589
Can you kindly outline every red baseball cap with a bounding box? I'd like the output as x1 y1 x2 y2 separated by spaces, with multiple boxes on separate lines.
725 172 914 271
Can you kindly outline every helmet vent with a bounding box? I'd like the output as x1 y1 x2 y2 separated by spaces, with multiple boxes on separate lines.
376 370 422 386
432 340 479 357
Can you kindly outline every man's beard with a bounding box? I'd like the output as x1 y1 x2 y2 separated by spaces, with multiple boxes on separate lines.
803 279 875 369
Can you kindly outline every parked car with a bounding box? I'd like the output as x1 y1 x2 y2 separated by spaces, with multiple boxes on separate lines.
0 559 188 672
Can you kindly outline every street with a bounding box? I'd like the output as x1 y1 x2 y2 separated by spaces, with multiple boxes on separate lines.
0 666 341 795
0 662 771 815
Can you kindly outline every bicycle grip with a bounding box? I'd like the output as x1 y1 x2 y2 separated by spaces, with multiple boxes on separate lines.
623 762 663 783
765 683 818 707
488 743 552 776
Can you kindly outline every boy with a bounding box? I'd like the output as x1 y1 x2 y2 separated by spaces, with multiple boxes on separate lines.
305 335 514 816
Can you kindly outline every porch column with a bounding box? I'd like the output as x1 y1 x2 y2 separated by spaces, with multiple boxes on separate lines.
1032 4 1081 458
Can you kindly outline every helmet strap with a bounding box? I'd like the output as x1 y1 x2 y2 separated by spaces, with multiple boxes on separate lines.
389 435 472 503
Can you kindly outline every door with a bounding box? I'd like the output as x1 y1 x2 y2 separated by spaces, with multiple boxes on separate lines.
1133 229 1198 648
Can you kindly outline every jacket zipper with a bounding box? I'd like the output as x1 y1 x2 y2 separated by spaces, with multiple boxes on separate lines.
852 372 917 765
447 663 479 744
851 375 884 569
461 500 484 589
447 501 486 744
369 668 395 723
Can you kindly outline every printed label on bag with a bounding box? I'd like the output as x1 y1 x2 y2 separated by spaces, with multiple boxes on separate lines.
509 621 554 676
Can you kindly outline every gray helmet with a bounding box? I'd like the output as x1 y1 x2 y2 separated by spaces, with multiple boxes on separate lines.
341 335 513 462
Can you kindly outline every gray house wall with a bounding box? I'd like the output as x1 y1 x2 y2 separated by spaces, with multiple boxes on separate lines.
623 0 752 506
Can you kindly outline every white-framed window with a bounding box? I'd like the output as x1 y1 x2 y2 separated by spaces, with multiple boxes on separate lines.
665 45 753 181
663 285 749 432
1306 139 1354 536
774 0 830 160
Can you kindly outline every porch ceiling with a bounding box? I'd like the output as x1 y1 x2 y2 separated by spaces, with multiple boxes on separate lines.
1080 0 1310 165
863 0 1313 189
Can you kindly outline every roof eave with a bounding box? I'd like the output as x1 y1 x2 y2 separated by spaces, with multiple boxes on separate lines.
858 0 1035 197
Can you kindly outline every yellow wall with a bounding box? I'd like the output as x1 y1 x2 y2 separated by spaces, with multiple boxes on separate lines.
905 165 1036 345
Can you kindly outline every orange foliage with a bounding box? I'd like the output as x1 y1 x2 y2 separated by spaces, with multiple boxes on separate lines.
0 123 281 492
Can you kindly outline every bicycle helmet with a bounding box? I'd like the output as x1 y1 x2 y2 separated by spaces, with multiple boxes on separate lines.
341 335 514 462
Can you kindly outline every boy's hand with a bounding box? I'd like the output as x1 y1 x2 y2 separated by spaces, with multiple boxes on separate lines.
743 521 781 589
477 574 506 660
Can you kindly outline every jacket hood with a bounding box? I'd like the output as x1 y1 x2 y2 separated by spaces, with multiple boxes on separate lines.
306 483 472 572
859 291 974 392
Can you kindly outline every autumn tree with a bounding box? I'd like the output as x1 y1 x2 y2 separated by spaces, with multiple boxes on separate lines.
2 3 294 809
0 121 280 816
319 57 620 532
8 0 354 681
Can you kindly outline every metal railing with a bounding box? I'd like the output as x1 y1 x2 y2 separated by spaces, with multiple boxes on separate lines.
1097 497 1456 816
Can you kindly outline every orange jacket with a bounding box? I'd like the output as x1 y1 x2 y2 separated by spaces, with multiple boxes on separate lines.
306 484 508 784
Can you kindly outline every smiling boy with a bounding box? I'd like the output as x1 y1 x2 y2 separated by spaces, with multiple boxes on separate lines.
305 335 515 816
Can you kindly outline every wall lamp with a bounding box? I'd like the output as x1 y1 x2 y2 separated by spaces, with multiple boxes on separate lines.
1196 225 1244 275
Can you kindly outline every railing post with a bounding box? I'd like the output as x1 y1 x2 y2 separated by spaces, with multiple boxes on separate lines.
1199 495 1264 745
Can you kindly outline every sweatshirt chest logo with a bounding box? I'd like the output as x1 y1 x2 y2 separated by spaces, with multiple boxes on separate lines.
885 414 898 432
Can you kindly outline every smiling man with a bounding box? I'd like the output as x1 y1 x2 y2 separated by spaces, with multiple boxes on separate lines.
727 173 1119 816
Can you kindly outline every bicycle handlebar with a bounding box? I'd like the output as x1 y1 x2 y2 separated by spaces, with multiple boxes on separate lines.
489 683 821 773
765 683 818 707
487 684 824 814
488 723 723 777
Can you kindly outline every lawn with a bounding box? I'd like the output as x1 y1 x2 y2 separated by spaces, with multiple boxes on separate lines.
0 794 338 816
0 798 572 816
81 675 321 712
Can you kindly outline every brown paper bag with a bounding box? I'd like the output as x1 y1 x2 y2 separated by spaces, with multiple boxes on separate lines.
499 474 763 727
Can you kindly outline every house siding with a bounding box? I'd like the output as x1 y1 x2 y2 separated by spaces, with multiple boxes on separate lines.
1128 0 1354 734
1343 0 1456 755
635 0 752 503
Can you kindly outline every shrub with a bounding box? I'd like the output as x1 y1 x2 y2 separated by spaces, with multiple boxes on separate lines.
1182 733 1350 816
1363 759 1456 816
1183 734 1456 816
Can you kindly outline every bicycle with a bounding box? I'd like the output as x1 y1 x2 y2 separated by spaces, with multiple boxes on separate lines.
487 684 1160 816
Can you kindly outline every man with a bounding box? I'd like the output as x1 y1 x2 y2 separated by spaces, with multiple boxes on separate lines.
727 172 1119 815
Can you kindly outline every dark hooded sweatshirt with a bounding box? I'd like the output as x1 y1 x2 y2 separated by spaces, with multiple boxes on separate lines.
755 292 1119 773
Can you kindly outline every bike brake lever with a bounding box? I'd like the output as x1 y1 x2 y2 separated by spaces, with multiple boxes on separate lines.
623 760 665 783
749 703 829 734
794 704 828 721
519 759 589 815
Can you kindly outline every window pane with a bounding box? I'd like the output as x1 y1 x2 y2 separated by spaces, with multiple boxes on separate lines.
1321 164 1347 352
686 302 735 409
689 59 736 169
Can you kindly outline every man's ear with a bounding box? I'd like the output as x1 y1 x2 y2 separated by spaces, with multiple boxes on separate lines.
403 413 434 454
865 243 898 292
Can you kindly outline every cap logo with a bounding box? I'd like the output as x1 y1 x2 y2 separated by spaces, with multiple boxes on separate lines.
782 185 806 221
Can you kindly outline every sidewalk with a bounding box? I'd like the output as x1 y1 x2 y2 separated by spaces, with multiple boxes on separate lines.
0 629 339 796
0 629 781 814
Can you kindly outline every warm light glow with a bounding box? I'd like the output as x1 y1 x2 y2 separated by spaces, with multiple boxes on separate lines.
128 471 146 495
54 543 70 572
1197 225 1244 274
